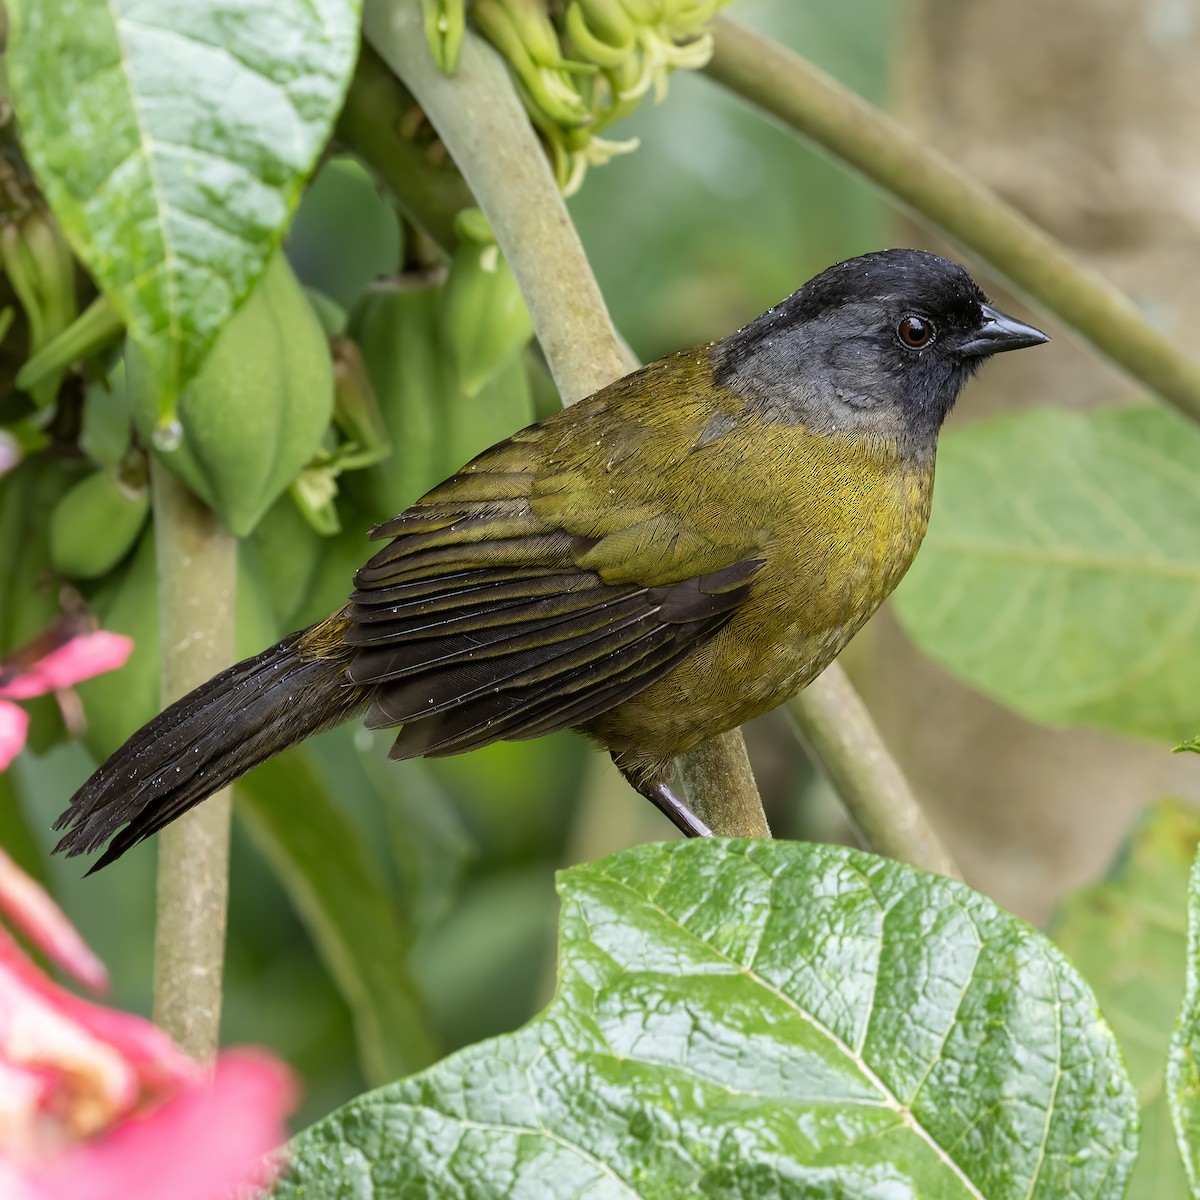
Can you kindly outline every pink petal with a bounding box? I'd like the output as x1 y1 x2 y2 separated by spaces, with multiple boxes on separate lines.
1 634 133 701
0 1056 53 1150
30 1050 297 1200
0 930 199 1156
36 998 196 1096
0 1158 37 1200
0 930 139 1148
0 702 29 771
0 936 195 1096
0 850 109 993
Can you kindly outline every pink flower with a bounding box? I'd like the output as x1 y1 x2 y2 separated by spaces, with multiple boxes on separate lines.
0 705 28 775
0 848 108 993
0 851 296 1199
26 1051 294 1200
0 630 133 771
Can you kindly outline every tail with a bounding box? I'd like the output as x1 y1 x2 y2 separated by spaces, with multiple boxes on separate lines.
53 613 369 873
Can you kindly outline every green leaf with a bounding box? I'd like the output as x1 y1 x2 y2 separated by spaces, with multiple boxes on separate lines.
1053 800 1200 1199
236 751 439 1086
125 250 335 536
6 0 360 412
273 839 1137 1199
893 405 1200 742
1169 831 1200 1195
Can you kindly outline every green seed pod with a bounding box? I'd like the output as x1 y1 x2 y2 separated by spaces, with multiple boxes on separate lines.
80 360 136 468
349 282 447 518
127 251 335 537
444 345 536 475
247 493 326 631
76 529 160 760
49 463 150 580
440 239 534 398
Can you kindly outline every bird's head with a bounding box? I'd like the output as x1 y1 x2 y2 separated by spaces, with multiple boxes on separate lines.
714 248 1049 452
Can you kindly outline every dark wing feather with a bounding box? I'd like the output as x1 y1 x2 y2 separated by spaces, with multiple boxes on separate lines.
349 590 651 688
355 556 760 748
388 633 697 759
345 418 764 759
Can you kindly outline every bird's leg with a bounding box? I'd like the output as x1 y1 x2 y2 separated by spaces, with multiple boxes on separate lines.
612 753 713 838
642 780 713 838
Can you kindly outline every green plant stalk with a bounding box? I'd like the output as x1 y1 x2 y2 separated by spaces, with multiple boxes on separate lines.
15 292 122 392
677 729 770 838
362 0 767 836
363 0 624 404
335 42 474 253
788 669 959 879
150 462 237 1057
704 17 1200 423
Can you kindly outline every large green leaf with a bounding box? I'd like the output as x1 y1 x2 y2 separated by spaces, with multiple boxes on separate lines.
1053 800 1200 1199
273 839 1137 1199
893 405 1200 742
1169 833 1200 1195
6 0 360 412
236 751 439 1087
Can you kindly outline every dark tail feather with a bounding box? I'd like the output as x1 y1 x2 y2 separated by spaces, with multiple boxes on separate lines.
53 616 369 873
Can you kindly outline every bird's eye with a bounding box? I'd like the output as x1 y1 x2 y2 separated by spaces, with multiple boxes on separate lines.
897 315 935 349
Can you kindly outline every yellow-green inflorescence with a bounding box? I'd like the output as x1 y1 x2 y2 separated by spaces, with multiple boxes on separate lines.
422 0 730 194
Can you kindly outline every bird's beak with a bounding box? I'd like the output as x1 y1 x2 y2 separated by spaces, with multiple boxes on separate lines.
958 304 1050 356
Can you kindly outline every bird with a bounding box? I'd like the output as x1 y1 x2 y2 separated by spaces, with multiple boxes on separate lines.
52 248 1048 871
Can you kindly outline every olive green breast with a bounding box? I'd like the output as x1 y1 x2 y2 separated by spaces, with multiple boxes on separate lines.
573 353 936 763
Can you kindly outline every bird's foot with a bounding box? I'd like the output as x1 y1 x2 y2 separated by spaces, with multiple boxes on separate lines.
641 780 713 838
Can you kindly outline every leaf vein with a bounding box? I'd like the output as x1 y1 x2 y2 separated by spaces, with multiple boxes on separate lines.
374 1099 644 1198
106 0 180 356
1022 942 1064 1200
594 864 987 1199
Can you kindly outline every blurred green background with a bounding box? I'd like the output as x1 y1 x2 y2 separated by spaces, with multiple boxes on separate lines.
10 0 899 1127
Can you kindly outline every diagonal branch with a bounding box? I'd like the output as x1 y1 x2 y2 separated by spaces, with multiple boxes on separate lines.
789 669 959 879
334 43 473 254
704 16 1200 425
360 0 767 837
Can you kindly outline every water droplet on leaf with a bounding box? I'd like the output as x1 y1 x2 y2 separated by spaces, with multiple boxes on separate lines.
152 419 183 452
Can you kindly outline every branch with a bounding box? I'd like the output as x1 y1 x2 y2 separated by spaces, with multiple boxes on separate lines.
362 0 766 837
677 730 769 838
362 1 621 402
704 17 1200 424
335 43 473 254
150 464 236 1058
789 670 959 879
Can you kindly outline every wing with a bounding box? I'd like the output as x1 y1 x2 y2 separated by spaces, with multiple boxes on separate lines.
345 398 764 760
